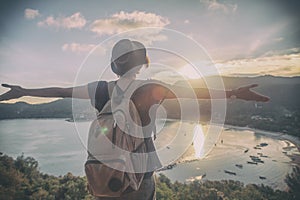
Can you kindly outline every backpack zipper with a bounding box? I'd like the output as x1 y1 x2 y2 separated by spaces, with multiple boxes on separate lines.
112 120 117 148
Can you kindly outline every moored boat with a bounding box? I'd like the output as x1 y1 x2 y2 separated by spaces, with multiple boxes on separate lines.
224 170 236 175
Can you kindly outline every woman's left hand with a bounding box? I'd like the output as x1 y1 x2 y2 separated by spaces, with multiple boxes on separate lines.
231 84 270 102
0 84 26 101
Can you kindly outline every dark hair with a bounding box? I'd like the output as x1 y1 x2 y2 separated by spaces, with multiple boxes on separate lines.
111 39 149 76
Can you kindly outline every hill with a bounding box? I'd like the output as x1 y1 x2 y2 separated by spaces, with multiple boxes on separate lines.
166 75 300 136
0 99 94 120
0 76 299 136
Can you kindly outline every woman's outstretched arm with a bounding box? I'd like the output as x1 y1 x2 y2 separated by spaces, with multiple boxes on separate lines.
0 84 90 101
151 83 270 102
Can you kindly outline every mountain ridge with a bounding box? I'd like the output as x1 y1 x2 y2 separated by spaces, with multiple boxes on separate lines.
0 76 299 136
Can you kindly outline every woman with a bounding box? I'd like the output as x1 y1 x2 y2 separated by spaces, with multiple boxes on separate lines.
0 39 269 199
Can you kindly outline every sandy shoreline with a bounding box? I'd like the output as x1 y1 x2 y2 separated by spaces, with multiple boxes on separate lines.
171 124 300 167
158 124 300 190
224 125 300 152
224 125 300 166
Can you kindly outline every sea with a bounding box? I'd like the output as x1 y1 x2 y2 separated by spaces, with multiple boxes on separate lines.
0 119 298 190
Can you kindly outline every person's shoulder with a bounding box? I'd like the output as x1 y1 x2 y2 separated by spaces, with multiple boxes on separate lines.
135 79 170 87
133 79 172 96
88 80 108 89
88 80 108 85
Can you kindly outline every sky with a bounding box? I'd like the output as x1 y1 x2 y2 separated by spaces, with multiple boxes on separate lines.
0 0 299 103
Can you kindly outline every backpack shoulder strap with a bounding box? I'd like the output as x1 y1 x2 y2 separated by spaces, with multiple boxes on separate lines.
107 81 116 99
97 81 115 115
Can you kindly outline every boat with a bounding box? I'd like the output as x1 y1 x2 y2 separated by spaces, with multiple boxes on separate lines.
247 161 258 165
65 118 74 122
157 163 177 172
250 155 259 159
224 170 236 175
235 164 243 169
259 176 267 180
166 163 177 170
250 156 264 163
260 143 268 147
251 159 264 163
167 165 173 169
256 160 264 163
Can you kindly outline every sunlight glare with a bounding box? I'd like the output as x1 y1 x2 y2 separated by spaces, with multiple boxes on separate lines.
178 64 202 79
193 124 205 158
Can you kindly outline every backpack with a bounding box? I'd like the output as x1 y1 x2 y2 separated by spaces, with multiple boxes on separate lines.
85 80 150 197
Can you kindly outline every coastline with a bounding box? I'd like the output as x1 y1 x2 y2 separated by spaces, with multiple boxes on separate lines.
1 118 299 190
224 124 300 166
159 123 300 190
165 123 300 172
224 124 300 152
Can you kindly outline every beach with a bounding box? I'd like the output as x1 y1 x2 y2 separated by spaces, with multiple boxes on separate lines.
160 123 300 190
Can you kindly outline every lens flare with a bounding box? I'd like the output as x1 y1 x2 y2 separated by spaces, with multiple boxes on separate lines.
193 124 205 158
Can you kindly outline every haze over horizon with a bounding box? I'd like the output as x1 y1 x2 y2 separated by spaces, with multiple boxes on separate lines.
1 0 299 104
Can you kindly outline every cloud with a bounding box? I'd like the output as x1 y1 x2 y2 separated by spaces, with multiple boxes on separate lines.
273 37 284 42
184 19 190 24
90 11 170 36
217 52 300 77
201 0 237 14
261 47 300 57
90 11 170 45
247 22 288 56
24 8 40 19
62 43 106 55
38 12 86 29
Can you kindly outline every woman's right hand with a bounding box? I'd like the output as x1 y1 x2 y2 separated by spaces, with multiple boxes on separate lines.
0 84 26 101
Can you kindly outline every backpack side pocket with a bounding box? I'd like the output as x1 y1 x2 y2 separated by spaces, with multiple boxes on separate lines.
85 159 130 197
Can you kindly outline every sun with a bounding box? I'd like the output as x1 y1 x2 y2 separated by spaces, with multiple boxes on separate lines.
178 64 203 79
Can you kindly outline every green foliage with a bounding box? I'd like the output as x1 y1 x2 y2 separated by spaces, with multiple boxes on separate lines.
0 153 93 200
285 166 300 199
0 153 299 199
156 174 175 200
155 173 293 200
